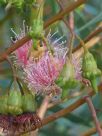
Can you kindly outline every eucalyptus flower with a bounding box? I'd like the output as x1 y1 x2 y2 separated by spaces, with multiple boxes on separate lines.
24 30 68 95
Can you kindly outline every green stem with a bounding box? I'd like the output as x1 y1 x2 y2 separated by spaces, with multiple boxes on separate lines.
37 0 44 20
31 0 44 21
85 96 102 136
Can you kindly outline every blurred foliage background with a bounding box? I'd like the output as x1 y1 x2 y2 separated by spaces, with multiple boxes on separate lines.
0 0 102 136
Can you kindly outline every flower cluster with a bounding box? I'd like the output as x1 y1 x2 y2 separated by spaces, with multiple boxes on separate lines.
11 22 68 95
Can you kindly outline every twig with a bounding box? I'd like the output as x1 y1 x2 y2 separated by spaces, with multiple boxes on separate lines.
73 22 102 52
18 83 102 135
85 96 102 136
44 0 86 28
56 0 75 59
38 96 51 119
56 0 102 55
74 35 102 58
56 1 74 36
69 12 74 32
68 12 75 59
48 91 84 109
30 96 51 136
81 123 102 136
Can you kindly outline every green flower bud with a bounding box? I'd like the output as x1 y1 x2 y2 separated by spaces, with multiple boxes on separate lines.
22 93 36 113
30 19 43 39
29 1 44 49
82 51 101 92
29 19 44 49
7 91 23 115
0 95 8 114
56 59 78 99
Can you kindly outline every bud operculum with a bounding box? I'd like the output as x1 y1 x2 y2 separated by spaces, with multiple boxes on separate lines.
82 51 101 93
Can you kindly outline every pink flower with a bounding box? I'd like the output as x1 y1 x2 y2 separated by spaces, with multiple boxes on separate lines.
11 22 68 95
11 21 32 66
24 53 63 94
24 30 68 95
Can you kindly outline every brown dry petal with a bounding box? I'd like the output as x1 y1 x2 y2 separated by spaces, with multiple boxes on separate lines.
0 113 42 135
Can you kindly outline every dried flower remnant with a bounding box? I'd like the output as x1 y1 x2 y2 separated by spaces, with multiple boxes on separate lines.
0 113 41 135
24 31 68 95
14 113 42 131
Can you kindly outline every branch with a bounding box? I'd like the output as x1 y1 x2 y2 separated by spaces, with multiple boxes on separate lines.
0 0 101 64
85 96 102 136
0 0 86 63
56 2 102 54
74 35 102 58
44 0 86 28
56 0 75 58
18 84 102 135
0 24 101 63
81 123 102 136
48 91 84 109
73 22 102 52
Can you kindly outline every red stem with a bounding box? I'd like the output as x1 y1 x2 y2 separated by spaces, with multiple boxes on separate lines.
85 96 102 136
